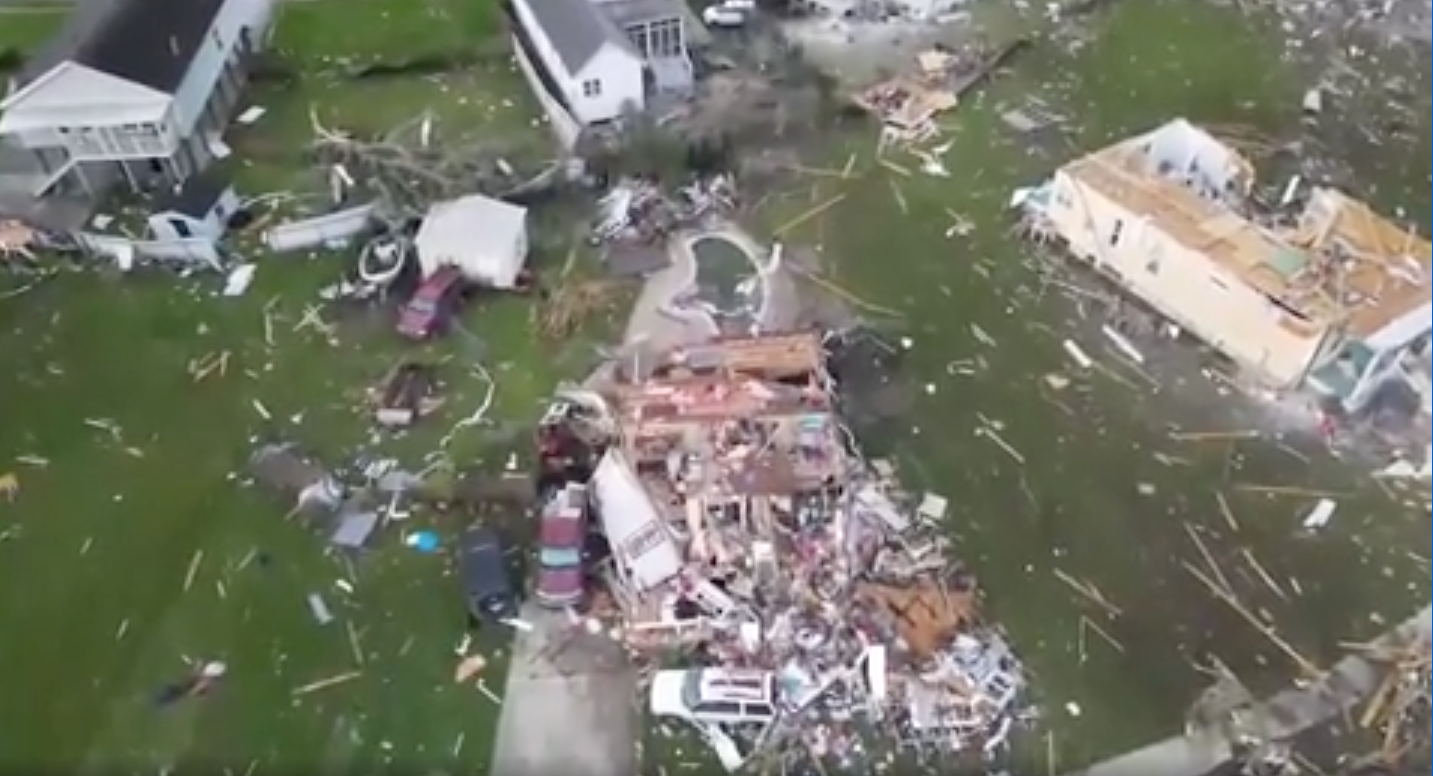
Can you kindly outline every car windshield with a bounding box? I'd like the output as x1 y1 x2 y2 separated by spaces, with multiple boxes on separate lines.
407 298 436 316
539 547 581 568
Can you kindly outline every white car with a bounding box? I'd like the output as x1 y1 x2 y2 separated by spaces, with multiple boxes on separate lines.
649 667 779 726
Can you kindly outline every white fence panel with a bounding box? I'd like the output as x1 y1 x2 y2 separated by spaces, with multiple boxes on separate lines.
262 203 375 253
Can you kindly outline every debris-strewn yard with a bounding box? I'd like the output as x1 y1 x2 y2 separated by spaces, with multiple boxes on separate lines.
750 0 1430 768
0 0 1428 773
0 0 608 770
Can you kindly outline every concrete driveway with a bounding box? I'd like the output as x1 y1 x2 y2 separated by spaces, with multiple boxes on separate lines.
488 605 639 776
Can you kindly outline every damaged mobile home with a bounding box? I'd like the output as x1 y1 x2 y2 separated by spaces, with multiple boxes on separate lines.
1019 119 1431 415
540 332 1027 770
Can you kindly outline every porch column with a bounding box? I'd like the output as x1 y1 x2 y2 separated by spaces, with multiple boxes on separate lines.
73 162 94 197
30 148 53 175
118 159 140 192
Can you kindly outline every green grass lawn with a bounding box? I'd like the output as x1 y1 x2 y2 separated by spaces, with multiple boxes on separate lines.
0 7 68 60
0 0 612 771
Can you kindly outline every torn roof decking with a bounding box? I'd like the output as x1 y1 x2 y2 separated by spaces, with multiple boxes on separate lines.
1064 148 1430 338
1287 189 1432 339
612 375 833 431
658 332 827 380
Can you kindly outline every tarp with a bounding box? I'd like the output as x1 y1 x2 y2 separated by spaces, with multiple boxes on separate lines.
592 450 681 592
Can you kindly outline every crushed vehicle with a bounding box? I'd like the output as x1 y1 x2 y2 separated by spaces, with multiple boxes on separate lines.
457 525 519 625
650 667 780 726
534 482 589 608
397 265 467 340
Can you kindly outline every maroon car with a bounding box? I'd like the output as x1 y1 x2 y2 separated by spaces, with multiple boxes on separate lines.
397 266 466 340
535 483 588 608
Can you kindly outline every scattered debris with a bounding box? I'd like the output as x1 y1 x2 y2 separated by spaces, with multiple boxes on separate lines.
537 332 1028 770
291 670 362 697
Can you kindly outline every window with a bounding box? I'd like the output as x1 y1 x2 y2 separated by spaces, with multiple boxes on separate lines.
744 702 774 718
1108 219 1124 247
695 701 741 716
649 18 684 59
539 547 581 568
170 219 192 238
581 79 602 98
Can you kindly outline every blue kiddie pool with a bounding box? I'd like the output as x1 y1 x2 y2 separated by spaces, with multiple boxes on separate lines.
404 530 441 553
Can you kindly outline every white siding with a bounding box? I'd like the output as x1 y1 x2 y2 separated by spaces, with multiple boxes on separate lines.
0 63 172 146
172 0 256 135
566 44 644 125
1046 170 1325 387
509 0 644 126
593 451 681 593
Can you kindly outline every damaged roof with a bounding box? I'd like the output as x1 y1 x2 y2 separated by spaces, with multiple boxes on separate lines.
658 332 827 379
156 170 231 219
1063 123 1430 339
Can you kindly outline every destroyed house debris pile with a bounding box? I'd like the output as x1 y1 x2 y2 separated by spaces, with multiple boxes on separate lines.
591 175 738 276
854 42 1028 148
558 333 1028 770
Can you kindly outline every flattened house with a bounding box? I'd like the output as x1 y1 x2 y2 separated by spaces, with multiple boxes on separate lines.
0 0 273 202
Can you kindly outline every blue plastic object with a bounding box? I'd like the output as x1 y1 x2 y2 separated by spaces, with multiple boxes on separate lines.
404 530 441 553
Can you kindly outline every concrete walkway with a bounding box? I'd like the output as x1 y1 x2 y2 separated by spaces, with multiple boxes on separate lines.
1063 605 1432 776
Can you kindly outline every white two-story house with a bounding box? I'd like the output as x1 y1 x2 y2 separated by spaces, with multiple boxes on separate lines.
507 0 693 127
0 0 272 200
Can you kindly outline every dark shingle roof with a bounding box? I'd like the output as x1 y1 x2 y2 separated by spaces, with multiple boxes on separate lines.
21 0 227 94
156 170 230 218
74 0 227 93
522 0 628 75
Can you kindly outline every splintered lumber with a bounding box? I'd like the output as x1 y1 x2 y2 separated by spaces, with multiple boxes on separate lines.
292 670 362 697
1183 522 1232 592
1215 491 1240 532
1053 568 1122 617
1360 669 1400 728
788 265 904 318
1081 614 1125 653
1240 548 1288 601
1235 483 1346 499
1183 561 1319 676
1170 429 1261 442
774 193 845 237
